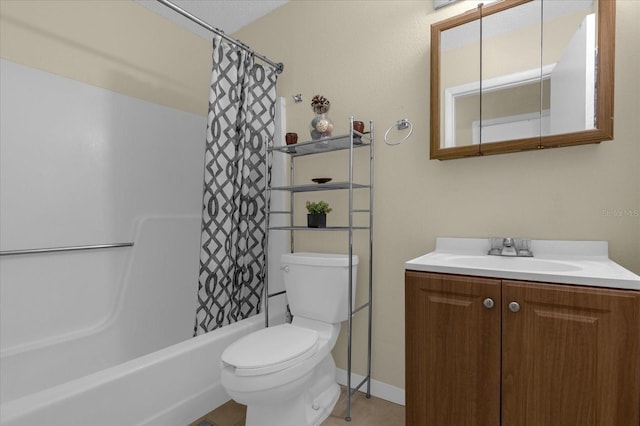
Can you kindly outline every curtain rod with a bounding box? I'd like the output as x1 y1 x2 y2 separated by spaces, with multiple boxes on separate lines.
156 0 284 74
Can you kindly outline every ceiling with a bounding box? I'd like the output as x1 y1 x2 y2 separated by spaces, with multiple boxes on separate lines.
135 0 288 40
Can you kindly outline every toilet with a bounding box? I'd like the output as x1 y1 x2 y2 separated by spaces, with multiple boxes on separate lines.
220 252 358 426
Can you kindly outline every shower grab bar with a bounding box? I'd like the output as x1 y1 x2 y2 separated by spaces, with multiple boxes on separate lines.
0 242 134 256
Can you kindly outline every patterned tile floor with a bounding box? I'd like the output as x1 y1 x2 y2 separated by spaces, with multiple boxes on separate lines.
190 386 405 426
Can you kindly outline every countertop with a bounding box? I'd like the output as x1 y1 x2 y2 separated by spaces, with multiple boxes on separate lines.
406 238 640 291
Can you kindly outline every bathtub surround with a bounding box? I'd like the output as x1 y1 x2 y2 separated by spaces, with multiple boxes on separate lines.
0 59 205 355
0 58 288 426
195 35 279 335
0 59 211 424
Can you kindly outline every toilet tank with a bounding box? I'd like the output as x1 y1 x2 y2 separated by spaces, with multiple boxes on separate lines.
280 252 359 323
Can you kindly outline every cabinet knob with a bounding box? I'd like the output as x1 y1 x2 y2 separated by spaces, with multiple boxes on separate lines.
508 301 520 313
483 298 495 309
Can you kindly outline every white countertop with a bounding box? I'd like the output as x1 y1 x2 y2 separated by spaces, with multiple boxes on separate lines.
405 238 640 291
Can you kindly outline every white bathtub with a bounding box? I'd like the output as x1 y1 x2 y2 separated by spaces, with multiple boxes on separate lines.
0 216 287 426
0 314 271 426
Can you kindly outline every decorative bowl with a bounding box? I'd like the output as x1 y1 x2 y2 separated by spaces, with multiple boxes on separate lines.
311 178 332 184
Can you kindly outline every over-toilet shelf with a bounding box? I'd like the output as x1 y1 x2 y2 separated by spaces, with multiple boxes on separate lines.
268 225 370 231
269 132 371 157
263 117 374 422
270 181 370 192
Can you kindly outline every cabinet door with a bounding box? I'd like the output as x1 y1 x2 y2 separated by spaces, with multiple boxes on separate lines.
405 271 501 426
502 281 640 426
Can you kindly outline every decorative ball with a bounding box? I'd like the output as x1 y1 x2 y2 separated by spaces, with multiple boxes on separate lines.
316 119 330 133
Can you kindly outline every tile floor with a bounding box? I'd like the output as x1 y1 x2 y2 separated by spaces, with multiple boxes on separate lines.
190 386 405 426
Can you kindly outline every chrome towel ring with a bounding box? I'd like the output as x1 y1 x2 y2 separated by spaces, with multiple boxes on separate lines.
384 118 413 146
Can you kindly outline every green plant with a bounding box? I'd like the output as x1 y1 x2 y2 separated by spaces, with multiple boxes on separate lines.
305 200 332 215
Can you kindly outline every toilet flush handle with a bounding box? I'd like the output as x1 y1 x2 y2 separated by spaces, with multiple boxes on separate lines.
280 265 289 273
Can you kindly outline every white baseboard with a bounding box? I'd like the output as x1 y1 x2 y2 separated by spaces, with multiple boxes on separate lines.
335 368 405 406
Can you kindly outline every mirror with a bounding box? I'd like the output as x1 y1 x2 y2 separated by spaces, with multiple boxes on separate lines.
480 0 542 148
430 0 615 160
438 11 481 149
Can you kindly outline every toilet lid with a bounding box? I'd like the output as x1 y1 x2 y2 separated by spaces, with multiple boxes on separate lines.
222 324 319 376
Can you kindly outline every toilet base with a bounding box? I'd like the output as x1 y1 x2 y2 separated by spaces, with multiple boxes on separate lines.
243 356 340 426
245 382 339 426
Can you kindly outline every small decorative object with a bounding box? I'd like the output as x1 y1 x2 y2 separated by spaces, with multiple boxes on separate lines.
285 132 298 145
353 120 365 145
311 177 332 184
306 200 332 228
285 132 297 153
310 95 334 140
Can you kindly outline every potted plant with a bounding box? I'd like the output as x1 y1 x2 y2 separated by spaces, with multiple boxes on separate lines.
306 200 332 228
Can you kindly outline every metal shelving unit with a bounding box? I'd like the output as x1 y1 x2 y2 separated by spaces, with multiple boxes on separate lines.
263 117 374 422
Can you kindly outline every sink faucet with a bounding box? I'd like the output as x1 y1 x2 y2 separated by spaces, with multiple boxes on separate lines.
488 237 534 257
500 237 518 256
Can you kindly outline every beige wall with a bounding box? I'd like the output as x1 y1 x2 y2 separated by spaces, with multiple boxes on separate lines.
235 0 640 390
1 0 638 393
0 0 211 115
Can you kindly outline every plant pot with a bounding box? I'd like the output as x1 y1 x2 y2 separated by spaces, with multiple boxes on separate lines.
307 213 326 228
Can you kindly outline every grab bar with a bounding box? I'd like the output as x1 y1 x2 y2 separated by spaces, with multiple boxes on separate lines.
0 242 134 256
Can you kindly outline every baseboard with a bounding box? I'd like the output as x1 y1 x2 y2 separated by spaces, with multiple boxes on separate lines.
335 368 405 406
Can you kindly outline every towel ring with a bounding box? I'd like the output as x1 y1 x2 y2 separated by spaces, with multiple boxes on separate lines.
384 118 413 146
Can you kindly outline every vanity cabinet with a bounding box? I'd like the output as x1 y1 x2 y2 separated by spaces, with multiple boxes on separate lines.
405 270 640 426
405 272 501 425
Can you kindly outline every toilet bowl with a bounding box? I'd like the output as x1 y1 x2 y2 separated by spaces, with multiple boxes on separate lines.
220 252 358 426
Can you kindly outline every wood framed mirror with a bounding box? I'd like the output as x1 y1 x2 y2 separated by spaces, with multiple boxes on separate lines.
430 0 615 160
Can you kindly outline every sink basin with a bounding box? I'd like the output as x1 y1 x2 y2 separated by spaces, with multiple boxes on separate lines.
405 238 640 290
444 255 583 273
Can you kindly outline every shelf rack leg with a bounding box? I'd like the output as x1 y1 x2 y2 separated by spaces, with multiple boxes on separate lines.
346 116 354 422
366 119 374 399
290 156 295 253
264 133 271 329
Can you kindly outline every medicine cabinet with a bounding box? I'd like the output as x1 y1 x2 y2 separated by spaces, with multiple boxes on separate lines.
430 0 615 160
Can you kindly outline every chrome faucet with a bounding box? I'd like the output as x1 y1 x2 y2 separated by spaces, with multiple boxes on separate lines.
501 237 518 256
488 237 534 257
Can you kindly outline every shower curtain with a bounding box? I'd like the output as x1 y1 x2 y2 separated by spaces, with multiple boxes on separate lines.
194 35 278 336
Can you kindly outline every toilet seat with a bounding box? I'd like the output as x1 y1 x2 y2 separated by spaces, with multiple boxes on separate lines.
222 324 319 377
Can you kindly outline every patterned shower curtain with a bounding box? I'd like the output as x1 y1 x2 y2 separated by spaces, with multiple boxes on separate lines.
194 35 278 336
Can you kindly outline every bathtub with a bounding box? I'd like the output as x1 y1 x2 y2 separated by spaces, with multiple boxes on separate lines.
0 314 274 426
0 216 287 426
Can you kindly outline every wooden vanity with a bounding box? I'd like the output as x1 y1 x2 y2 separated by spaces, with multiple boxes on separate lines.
405 239 640 426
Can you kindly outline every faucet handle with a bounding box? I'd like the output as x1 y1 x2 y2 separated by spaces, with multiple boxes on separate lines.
488 237 503 255
503 237 514 247
515 238 534 257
